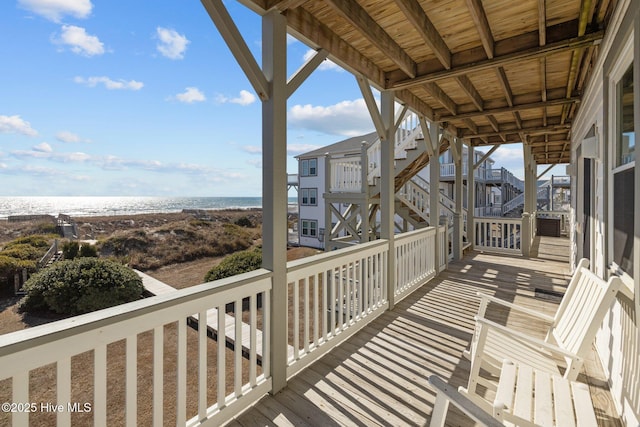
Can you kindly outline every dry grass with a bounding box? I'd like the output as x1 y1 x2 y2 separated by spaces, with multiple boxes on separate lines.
0 212 323 426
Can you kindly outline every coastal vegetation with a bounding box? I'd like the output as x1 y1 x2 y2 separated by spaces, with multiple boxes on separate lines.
204 247 262 282
19 258 143 315
0 234 54 296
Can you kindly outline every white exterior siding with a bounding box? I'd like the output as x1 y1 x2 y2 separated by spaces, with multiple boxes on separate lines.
571 0 639 425
298 155 326 249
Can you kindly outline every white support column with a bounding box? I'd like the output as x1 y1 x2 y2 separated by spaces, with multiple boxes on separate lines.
380 91 396 309
261 10 288 394
360 141 370 243
324 153 331 251
467 141 475 250
522 143 533 257
453 137 464 261
426 119 442 271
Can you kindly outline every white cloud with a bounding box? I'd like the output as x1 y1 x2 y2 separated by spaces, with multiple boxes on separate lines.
173 87 206 103
18 0 92 22
246 159 262 168
241 143 320 156
289 98 374 136
303 49 342 72
241 145 261 154
287 144 321 155
56 130 90 143
74 76 144 91
33 142 52 153
0 115 38 136
54 25 104 56
156 27 189 60
216 90 257 106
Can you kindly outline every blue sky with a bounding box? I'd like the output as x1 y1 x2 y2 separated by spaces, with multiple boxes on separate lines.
0 0 563 197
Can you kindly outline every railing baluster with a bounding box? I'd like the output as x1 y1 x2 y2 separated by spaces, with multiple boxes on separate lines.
313 274 319 347
250 294 257 387
322 271 327 342
304 277 309 353
176 318 187 426
330 268 336 337
57 357 71 427
94 345 107 427
217 308 225 409
152 326 163 427
235 299 242 398
198 311 207 420
264 290 271 375
13 371 29 427
126 335 137 427
293 279 299 359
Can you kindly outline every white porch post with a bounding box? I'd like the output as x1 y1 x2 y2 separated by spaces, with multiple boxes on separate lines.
360 141 370 243
380 91 396 309
467 141 475 250
427 120 442 272
453 137 464 260
522 143 533 257
262 10 288 394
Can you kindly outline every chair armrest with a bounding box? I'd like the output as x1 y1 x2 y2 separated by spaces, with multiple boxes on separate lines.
427 375 504 427
476 292 555 324
474 315 581 362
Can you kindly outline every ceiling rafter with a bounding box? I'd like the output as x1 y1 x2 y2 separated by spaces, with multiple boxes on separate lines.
394 0 451 69
423 82 457 115
438 95 580 121
460 123 572 139
465 0 494 58
388 29 603 90
284 7 386 89
323 0 417 78
266 0 307 12
455 75 484 111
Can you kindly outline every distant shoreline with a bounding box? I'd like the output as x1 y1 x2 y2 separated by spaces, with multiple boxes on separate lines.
0 196 299 219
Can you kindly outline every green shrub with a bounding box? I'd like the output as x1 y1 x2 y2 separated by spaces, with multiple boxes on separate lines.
5 235 51 249
204 248 262 282
62 241 79 260
234 216 253 228
1 244 42 261
20 258 143 315
79 244 98 258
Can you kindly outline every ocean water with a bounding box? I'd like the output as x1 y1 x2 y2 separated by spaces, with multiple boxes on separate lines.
0 196 298 219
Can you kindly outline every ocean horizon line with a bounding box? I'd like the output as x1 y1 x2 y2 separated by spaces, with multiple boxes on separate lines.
0 196 298 219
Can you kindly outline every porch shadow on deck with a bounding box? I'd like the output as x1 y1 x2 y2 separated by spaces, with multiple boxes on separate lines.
228 237 621 427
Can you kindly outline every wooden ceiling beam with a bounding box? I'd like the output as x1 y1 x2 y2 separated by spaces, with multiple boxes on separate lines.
324 0 417 78
461 123 571 139
438 95 580 121
266 0 307 11
284 7 386 89
423 82 457 115
538 0 547 46
455 75 484 111
486 116 507 142
388 28 603 90
394 0 451 69
465 0 494 58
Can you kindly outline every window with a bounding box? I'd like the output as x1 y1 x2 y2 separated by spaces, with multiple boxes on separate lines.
612 63 635 278
301 158 317 176
301 219 318 237
301 188 317 206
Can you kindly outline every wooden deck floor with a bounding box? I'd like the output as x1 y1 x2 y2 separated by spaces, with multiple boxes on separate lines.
228 237 621 427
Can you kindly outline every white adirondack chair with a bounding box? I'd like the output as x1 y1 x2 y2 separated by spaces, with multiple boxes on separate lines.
462 258 622 398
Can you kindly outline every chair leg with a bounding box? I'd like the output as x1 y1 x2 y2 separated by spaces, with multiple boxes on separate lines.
429 390 450 427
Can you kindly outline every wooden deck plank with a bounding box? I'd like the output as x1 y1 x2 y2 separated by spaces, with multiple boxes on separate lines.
226 237 621 427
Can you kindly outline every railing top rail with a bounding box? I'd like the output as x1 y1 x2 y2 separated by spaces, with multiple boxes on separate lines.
395 226 436 243
286 238 389 272
474 216 523 224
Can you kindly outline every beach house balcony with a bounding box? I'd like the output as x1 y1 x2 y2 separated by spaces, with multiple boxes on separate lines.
2 0 639 426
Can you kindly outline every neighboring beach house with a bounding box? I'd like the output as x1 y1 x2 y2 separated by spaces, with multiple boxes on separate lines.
1 0 639 426
295 130 527 249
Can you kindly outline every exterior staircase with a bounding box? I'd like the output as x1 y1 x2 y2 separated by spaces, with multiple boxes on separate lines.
325 111 457 248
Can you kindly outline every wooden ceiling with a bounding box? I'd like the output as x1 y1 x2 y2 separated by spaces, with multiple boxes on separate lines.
239 0 617 164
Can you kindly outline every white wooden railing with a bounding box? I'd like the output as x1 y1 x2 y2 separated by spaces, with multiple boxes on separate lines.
0 227 445 427
395 227 437 302
285 239 389 377
0 269 273 427
474 217 523 254
329 156 362 193
397 178 430 222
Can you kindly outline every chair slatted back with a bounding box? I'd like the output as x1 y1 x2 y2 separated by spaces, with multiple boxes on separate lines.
553 267 622 356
